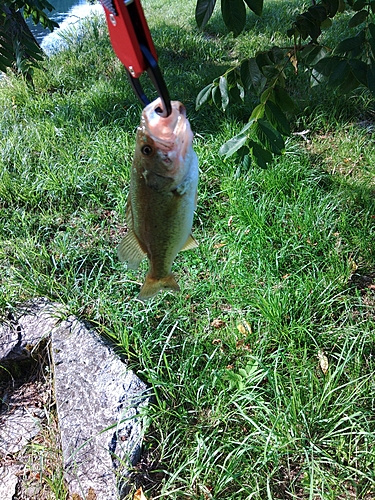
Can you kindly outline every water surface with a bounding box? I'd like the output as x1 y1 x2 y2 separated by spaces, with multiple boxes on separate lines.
26 0 103 53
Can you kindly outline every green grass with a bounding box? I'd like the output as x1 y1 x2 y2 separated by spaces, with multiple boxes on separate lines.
1 0 375 498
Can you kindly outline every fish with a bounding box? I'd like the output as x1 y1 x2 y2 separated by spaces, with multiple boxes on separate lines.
117 97 199 301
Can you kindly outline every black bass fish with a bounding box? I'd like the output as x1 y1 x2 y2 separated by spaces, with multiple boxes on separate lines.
117 98 199 300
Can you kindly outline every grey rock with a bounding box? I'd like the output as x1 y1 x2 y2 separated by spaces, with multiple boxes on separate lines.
0 465 21 500
0 299 150 500
51 316 149 500
0 298 62 367
0 406 44 455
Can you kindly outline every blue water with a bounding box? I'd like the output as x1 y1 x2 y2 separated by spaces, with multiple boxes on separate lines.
26 0 103 53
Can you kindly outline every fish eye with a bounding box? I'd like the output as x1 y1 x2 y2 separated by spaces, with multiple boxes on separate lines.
141 145 153 156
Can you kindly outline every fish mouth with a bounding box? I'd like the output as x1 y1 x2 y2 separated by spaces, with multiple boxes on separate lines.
142 98 193 157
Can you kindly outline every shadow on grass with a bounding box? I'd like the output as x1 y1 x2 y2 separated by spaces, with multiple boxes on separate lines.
38 7 374 137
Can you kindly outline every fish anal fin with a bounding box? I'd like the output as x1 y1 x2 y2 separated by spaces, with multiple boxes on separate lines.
117 230 146 270
181 233 198 251
138 273 180 301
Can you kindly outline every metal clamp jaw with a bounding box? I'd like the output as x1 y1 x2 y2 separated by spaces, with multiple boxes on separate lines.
101 0 171 117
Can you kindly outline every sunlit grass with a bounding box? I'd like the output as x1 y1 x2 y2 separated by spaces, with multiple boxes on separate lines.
1 0 375 498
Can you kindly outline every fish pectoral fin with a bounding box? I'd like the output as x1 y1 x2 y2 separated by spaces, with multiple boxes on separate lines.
117 230 146 270
181 233 199 251
174 177 192 196
138 274 180 301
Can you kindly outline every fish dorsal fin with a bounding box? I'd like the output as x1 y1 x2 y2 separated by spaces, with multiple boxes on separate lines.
117 229 146 270
181 233 198 251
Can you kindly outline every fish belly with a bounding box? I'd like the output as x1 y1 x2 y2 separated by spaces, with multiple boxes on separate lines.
131 152 198 299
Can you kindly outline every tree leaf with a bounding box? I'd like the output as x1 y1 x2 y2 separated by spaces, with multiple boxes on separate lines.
338 69 360 93
240 59 252 90
241 58 267 94
274 87 296 112
260 87 274 103
226 68 238 86
219 133 248 157
0 43 14 61
295 12 321 41
252 142 273 167
219 118 257 157
219 75 229 110
249 57 267 94
265 101 291 135
229 83 244 103
240 154 251 170
256 51 273 70
23 37 43 59
301 45 328 66
221 0 246 37
255 119 285 154
243 0 263 16
326 0 339 17
269 46 286 65
334 29 365 53
338 0 346 12
349 58 368 85
348 10 368 28
196 83 213 109
195 0 217 29
328 59 349 86
0 55 11 72
250 103 265 120
236 145 250 158
367 62 375 95
212 85 222 108
321 17 332 29
239 118 257 134
313 55 342 77
261 64 279 79
352 0 366 11
370 37 375 58
308 4 327 22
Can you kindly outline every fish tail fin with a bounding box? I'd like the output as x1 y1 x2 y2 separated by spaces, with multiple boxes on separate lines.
138 273 180 301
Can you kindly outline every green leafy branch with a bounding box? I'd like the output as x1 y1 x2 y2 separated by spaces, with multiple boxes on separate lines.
195 0 375 167
195 0 264 36
197 47 295 168
0 0 58 79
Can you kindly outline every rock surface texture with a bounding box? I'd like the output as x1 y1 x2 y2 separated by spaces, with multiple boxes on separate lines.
0 299 149 500
0 464 21 500
0 298 59 369
52 315 149 499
